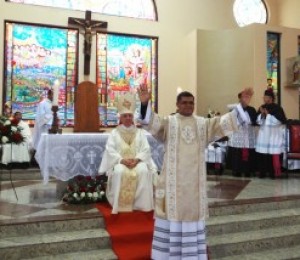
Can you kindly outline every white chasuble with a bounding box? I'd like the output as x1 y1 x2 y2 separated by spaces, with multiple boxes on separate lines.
32 98 53 150
148 112 237 222
99 127 158 214
117 138 138 212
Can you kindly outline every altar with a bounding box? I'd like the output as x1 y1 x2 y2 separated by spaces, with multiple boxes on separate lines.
35 133 164 183
34 130 299 184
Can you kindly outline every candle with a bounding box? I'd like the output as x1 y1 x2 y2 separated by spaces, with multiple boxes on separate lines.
177 86 183 94
52 80 59 106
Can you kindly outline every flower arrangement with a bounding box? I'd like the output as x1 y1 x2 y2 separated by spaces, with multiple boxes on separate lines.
62 175 107 204
0 116 24 144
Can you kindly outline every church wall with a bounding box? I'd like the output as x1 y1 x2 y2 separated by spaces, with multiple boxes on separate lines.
276 0 300 28
197 27 255 116
257 25 300 119
196 24 300 119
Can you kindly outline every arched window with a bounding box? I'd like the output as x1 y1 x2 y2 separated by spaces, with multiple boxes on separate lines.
233 0 268 27
6 0 158 21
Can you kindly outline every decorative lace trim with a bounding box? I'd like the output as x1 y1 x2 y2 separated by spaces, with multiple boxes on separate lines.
149 113 162 136
166 115 208 220
181 125 196 144
166 115 178 220
220 111 238 137
196 116 209 219
117 125 137 145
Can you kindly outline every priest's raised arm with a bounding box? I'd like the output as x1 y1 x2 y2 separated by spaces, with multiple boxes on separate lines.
138 85 238 146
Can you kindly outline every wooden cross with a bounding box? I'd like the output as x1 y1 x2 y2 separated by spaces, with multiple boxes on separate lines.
68 10 107 75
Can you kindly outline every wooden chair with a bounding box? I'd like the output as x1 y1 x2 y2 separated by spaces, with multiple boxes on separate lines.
285 119 300 173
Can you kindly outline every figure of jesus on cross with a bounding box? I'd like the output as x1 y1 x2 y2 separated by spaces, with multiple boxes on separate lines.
68 10 107 75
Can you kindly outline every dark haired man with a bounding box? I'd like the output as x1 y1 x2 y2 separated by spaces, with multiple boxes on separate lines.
1 111 32 166
138 85 242 260
227 88 257 177
256 89 287 179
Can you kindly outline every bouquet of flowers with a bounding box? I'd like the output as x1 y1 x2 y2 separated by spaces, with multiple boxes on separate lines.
0 116 24 144
62 175 107 204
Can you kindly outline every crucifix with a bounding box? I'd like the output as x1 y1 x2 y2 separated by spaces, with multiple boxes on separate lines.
68 10 107 75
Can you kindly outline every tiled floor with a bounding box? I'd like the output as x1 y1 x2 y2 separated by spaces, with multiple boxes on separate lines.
1 168 300 223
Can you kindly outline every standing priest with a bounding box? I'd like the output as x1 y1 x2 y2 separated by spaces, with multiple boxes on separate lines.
32 89 53 150
138 85 244 260
98 92 157 214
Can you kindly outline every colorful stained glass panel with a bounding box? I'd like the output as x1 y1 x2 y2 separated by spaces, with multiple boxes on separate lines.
96 33 158 126
4 22 78 125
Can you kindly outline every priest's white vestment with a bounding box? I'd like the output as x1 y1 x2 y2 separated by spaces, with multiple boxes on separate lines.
32 98 53 150
141 110 237 259
99 126 157 214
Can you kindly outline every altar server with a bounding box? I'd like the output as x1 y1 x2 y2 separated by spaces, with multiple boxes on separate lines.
256 88 287 178
32 89 53 150
227 88 257 177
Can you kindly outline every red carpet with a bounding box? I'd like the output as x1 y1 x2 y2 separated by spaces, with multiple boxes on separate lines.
96 203 154 260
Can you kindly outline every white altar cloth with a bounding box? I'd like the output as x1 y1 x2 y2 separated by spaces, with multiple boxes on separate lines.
205 142 227 163
1 143 31 164
35 133 164 183
35 130 299 184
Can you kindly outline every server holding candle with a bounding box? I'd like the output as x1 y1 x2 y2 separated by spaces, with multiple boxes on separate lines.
32 89 54 150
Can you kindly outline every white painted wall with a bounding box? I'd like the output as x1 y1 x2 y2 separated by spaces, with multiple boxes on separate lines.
196 24 300 119
197 27 255 116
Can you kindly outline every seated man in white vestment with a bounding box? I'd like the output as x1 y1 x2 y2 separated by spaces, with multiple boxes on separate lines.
32 89 53 150
1 111 32 165
98 93 157 214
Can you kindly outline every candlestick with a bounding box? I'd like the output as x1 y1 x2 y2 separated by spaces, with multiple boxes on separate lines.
48 105 62 134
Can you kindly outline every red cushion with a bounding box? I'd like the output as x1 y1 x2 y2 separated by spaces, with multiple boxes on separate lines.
287 153 300 159
289 125 300 153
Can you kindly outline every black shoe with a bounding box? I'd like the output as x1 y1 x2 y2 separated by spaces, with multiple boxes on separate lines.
259 172 266 178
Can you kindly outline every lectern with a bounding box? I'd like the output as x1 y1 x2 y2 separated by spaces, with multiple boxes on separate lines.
74 81 100 132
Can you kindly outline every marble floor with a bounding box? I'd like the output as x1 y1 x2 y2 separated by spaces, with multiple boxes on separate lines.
1 169 300 223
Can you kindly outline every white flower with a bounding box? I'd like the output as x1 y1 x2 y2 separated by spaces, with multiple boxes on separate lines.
2 136 9 143
73 193 78 198
80 192 85 198
11 126 17 132
87 192 93 198
93 192 98 198
100 191 105 197
4 120 11 126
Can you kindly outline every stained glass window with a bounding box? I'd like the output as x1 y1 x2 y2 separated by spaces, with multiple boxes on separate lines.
233 0 267 27
6 0 157 21
266 32 280 104
4 22 78 125
97 32 158 126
